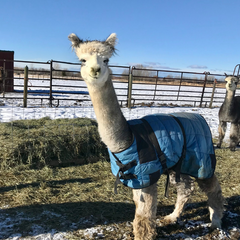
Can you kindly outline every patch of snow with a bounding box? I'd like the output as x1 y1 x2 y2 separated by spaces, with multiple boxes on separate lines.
83 227 105 239
227 211 239 218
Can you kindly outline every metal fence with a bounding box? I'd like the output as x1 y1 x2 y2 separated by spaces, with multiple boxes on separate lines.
1 59 240 108
129 68 227 108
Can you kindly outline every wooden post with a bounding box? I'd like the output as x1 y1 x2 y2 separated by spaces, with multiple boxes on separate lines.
0 67 4 97
200 72 210 107
49 60 53 107
209 79 217 108
23 66 28 107
127 67 133 108
153 71 158 100
177 72 183 101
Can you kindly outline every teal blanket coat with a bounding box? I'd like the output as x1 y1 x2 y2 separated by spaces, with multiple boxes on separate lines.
108 112 216 189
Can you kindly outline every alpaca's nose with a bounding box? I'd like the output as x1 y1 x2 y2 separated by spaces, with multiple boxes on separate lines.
95 67 101 73
91 67 101 75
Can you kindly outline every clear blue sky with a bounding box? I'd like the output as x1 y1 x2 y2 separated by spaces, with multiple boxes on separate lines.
1 0 240 74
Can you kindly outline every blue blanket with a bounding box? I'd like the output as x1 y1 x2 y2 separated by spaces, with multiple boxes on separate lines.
108 112 216 189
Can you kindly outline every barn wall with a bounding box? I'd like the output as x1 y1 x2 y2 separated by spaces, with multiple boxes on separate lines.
0 50 14 92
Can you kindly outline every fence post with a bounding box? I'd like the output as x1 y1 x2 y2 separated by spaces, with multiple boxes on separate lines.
153 71 158 100
177 72 183 101
209 79 217 108
23 66 28 107
200 71 210 107
49 60 53 107
127 67 133 108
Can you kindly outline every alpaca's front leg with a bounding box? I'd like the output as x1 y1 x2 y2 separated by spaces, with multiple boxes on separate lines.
216 121 227 148
132 183 157 240
229 122 239 151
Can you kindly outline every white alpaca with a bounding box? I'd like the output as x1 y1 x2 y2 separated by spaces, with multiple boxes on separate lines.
217 75 240 150
68 33 224 240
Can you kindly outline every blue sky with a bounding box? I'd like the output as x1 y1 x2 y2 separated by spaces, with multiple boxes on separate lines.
1 0 240 74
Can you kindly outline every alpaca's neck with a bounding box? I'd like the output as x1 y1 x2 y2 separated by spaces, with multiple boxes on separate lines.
87 74 133 152
222 89 236 115
224 89 235 107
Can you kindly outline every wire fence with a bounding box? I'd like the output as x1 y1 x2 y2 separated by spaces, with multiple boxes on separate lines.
1 59 240 109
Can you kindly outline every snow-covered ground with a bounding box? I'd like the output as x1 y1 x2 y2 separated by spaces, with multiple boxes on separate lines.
0 98 228 142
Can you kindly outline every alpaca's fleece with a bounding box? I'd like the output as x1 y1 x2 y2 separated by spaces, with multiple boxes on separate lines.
68 33 117 59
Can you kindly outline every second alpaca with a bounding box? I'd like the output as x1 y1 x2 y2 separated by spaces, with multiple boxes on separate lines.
217 75 240 151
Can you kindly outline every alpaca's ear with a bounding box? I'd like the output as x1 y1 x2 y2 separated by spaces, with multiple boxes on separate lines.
105 33 117 47
68 33 83 48
224 73 228 77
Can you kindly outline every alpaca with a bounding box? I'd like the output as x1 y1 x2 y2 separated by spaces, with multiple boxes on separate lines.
68 33 224 240
217 75 240 151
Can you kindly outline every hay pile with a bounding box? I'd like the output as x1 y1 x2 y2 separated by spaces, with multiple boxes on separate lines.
0 117 107 170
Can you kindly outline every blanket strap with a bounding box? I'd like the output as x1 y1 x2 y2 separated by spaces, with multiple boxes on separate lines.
112 153 137 194
141 119 168 172
169 115 187 183
141 119 170 197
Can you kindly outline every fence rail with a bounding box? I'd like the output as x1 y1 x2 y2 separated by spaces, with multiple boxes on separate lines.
0 59 239 108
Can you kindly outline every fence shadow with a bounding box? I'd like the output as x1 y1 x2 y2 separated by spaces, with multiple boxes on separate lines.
1 195 239 239
0 177 93 194
0 201 135 239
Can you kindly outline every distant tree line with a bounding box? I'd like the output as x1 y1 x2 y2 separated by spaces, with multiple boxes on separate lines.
14 63 81 78
122 64 156 82
121 65 223 83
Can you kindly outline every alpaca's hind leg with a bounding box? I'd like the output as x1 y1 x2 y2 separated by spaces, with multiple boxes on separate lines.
229 123 239 151
217 121 227 148
163 172 194 224
197 174 224 229
132 183 157 240
238 124 240 146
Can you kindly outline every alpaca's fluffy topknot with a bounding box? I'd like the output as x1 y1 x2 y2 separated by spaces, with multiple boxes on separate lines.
68 33 117 58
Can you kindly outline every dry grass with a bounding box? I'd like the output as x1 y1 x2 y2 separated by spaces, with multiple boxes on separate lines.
0 117 107 170
0 120 239 239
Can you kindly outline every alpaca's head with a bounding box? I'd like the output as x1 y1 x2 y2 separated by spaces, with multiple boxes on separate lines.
225 75 239 91
68 33 117 87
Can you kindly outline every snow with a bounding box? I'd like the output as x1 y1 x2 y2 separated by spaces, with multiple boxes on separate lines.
0 101 228 141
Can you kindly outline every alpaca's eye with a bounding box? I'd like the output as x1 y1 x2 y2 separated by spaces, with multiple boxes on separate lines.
103 59 109 64
80 59 86 63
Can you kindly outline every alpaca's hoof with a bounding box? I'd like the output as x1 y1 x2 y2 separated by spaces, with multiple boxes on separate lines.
133 216 157 240
210 219 222 229
215 143 221 148
161 213 178 225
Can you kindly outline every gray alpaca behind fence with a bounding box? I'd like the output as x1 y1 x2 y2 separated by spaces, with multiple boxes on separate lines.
217 75 240 151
